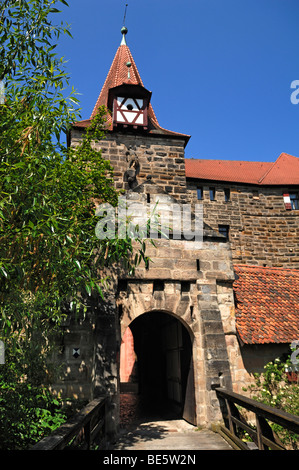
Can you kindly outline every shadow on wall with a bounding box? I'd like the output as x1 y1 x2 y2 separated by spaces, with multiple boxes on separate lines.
241 343 291 376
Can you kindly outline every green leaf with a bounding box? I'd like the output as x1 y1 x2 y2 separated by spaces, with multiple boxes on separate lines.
96 283 104 300
74 260 81 270
85 283 91 296
0 267 8 278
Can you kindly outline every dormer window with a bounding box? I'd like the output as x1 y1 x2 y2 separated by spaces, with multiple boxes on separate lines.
108 83 151 131
114 96 146 125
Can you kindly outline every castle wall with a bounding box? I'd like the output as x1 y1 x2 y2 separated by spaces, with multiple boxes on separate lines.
56 127 298 433
70 129 188 201
71 126 299 268
186 180 299 268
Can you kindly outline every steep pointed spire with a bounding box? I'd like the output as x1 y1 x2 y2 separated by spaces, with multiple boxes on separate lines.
74 27 190 146
90 27 153 120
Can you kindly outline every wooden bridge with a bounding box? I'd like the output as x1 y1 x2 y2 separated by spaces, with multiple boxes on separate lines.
31 388 299 451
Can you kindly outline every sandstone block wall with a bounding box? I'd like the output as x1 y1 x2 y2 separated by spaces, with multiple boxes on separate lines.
116 234 236 426
70 129 188 201
186 180 299 268
49 314 96 401
71 127 299 269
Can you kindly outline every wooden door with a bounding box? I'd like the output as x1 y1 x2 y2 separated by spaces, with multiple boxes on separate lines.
163 319 196 425
182 358 196 425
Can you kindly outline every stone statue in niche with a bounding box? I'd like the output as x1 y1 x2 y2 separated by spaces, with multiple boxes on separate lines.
124 145 140 189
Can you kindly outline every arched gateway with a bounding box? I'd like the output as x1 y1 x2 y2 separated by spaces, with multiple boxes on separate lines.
120 311 196 425
116 253 234 431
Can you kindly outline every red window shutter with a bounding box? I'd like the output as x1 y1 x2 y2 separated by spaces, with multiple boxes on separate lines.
283 193 292 210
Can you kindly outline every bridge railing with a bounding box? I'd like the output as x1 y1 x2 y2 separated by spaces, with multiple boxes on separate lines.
30 396 107 450
215 388 299 450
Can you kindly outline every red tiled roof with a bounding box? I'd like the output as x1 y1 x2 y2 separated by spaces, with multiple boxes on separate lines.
90 41 153 121
185 153 299 185
233 265 299 344
74 33 190 144
259 152 299 185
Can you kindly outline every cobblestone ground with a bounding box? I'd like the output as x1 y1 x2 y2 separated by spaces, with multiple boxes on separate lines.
119 393 180 427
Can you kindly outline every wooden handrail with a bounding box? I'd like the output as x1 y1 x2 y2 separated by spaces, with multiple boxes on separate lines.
30 396 107 450
215 388 299 450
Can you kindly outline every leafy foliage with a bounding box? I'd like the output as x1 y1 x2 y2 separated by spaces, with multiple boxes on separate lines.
0 0 150 350
0 356 72 450
0 0 152 449
243 349 299 449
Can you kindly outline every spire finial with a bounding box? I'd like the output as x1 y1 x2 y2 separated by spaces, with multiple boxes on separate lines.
120 26 128 45
121 3 128 45
126 61 131 80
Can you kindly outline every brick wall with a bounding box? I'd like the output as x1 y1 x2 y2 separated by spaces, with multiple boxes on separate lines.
70 129 187 201
186 180 299 268
71 127 299 268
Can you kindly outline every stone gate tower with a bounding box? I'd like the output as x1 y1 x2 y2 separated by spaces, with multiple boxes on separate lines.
61 27 239 435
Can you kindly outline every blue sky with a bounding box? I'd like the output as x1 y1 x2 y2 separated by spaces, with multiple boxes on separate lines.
56 0 299 162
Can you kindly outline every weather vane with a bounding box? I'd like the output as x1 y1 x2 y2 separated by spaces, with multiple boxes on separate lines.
123 3 128 26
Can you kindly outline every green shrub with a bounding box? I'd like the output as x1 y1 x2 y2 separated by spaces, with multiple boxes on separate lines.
243 349 299 450
0 359 68 450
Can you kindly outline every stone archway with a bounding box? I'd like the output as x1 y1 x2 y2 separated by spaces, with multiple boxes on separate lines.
119 311 197 425
117 276 233 427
